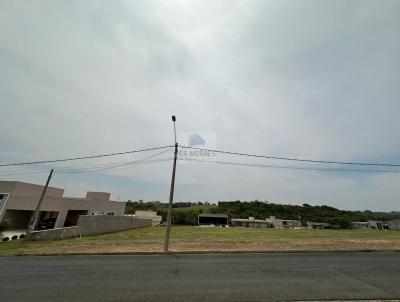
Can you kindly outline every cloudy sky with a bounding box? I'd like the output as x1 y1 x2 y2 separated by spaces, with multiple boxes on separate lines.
1 0 400 211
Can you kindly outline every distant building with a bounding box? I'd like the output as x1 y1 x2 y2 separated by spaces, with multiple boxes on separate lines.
387 219 400 230
307 221 331 229
266 216 301 229
0 181 125 231
351 222 369 229
133 211 161 226
198 213 228 226
352 221 389 230
231 217 272 228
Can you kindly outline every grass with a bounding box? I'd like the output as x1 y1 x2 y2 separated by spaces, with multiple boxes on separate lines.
1 226 400 256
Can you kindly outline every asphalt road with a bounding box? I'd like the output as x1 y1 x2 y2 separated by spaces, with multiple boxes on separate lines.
0 252 399 302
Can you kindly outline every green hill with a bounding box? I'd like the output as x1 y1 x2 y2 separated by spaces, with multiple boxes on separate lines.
125 200 400 229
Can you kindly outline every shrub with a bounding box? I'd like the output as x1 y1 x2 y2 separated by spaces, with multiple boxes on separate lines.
11 235 18 240
0 218 11 232
2 237 10 242
19 234 26 239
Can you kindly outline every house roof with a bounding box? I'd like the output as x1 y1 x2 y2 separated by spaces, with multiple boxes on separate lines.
231 218 268 223
198 213 228 218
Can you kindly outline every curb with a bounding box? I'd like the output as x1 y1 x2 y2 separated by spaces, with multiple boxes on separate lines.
2 249 400 257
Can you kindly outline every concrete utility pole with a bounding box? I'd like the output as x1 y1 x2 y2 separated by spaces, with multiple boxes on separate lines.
25 169 54 240
164 116 178 252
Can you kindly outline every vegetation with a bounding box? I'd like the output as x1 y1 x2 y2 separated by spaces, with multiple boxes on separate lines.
125 200 217 225
0 218 11 233
125 200 400 229
1 226 400 256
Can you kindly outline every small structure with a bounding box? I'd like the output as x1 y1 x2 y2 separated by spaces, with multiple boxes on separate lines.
387 219 400 230
351 222 369 229
352 221 389 230
198 213 228 226
231 217 272 228
368 220 388 230
133 210 162 226
307 221 331 229
266 216 302 229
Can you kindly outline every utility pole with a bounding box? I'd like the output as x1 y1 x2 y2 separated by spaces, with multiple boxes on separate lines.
25 169 54 240
164 116 178 252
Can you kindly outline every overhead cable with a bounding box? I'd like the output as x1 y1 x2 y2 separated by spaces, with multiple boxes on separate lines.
179 146 400 167
179 158 400 173
0 145 173 167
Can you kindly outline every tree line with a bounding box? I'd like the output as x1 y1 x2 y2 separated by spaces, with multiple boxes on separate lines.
125 200 400 229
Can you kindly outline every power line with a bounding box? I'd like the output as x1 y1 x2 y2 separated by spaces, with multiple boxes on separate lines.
0 150 172 176
56 149 170 172
0 170 51 177
58 158 173 174
179 146 400 167
179 158 400 174
0 145 173 168
57 150 172 174
2 144 399 169
0 158 173 177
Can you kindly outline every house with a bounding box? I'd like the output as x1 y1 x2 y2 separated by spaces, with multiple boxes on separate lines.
197 213 228 226
266 216 302 228
352 221 389 230
387 219 400 230
307 221 331 229
351 221 369 229
0 181 126 232
231 217 272 228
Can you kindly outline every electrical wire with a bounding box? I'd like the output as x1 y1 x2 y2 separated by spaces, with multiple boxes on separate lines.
57 158 173 174
179 145 400 167
0 150 172 177
57 150 172 174
57 149 171 172
0 158 173 177
2 143 399 169
0 145 173 167
0 170 52 177
179 158 400 174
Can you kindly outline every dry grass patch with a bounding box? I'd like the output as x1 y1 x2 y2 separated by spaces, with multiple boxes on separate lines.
1 226 400 255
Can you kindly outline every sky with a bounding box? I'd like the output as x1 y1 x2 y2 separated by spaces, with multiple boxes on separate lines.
1 0 400 211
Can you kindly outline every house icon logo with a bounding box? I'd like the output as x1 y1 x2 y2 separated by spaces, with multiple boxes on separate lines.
188 133 206 147
177 132 216 163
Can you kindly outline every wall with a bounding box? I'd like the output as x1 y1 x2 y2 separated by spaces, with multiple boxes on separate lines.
77 215 152 236
0 181 126 229
28 216 152 240
133 210 162 226
29 226 81 241
387 220 400 230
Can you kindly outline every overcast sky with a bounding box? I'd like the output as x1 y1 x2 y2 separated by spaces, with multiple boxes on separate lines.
1 0 400 211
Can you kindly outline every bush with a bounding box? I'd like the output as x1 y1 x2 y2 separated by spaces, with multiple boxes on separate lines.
19 234 25 239
2 236 9 242
0 218 11 232
11 235 18 240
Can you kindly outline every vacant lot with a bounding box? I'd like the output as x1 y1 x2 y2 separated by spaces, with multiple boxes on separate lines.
1 226 400 255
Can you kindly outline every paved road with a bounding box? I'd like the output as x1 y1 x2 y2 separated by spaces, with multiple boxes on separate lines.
0 252 399 302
